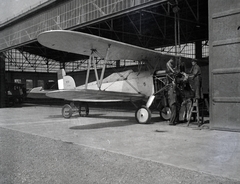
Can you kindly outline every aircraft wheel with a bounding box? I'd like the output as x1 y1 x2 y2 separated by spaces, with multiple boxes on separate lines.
79 103 89 117
62 104 73 119
160 107 171 120
135 105 151 124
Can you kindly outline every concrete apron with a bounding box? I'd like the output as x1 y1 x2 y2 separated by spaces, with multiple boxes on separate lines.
0 105 240 181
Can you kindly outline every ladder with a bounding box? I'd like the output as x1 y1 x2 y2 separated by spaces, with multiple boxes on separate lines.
187 99 200 126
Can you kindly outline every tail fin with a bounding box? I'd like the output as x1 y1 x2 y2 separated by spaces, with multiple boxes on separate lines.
57 69 76 89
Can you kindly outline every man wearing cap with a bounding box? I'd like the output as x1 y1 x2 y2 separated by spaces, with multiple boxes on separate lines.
189 59 202 99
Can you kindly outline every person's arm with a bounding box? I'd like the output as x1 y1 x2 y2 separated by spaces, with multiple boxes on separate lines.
194 66 201 76
166 59 175 73
191 65 201 79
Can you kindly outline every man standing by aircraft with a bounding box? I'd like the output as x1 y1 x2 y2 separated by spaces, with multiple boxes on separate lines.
189 59 202 99
166 58 179 125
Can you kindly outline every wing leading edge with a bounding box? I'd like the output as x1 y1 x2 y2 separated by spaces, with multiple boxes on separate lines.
37 30 175 70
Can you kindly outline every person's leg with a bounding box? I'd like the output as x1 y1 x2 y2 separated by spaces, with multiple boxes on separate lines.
169 103 177 125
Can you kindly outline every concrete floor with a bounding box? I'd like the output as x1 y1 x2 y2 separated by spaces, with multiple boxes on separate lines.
0 104 240 182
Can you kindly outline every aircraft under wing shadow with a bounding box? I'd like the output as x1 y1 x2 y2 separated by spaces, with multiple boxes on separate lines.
33 30 206 124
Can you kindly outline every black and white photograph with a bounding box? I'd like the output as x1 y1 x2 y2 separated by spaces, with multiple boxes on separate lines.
0 0 240 183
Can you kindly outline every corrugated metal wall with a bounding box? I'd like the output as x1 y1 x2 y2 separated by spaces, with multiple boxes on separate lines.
0 0 154 51
209 0 240 131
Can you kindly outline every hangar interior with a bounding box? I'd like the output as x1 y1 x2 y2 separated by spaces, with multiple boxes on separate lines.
1 0 208 71
0 0 208 91
5 0 237 130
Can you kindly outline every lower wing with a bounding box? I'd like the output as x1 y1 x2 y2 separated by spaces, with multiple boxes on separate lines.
46 89 146 102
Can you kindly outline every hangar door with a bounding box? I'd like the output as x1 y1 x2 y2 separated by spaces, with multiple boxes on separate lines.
209 0 240 131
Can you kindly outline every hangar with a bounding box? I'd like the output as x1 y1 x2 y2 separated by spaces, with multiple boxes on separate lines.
0 0 239 131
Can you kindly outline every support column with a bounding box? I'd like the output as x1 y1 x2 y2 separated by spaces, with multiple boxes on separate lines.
60 62 65 69
195 41 202 59
0 53 6 108
116 60 120 68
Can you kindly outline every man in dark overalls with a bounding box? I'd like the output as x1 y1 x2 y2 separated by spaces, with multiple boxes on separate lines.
189 59 202 99
168 81 177 125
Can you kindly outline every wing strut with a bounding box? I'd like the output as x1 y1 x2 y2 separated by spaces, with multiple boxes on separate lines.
85 45 111 90
85 52 92 89
99 44 110 88
92 54 100 88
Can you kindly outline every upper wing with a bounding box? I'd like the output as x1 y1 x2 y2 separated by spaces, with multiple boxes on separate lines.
46 89 146 102
37 30 174 69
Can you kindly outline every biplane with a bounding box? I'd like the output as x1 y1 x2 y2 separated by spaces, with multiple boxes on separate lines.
35 30 194 123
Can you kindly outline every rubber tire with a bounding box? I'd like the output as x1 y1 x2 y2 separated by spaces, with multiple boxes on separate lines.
62 104 73 119
135 105 151 124
79 103 89 117
160 107 171 120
